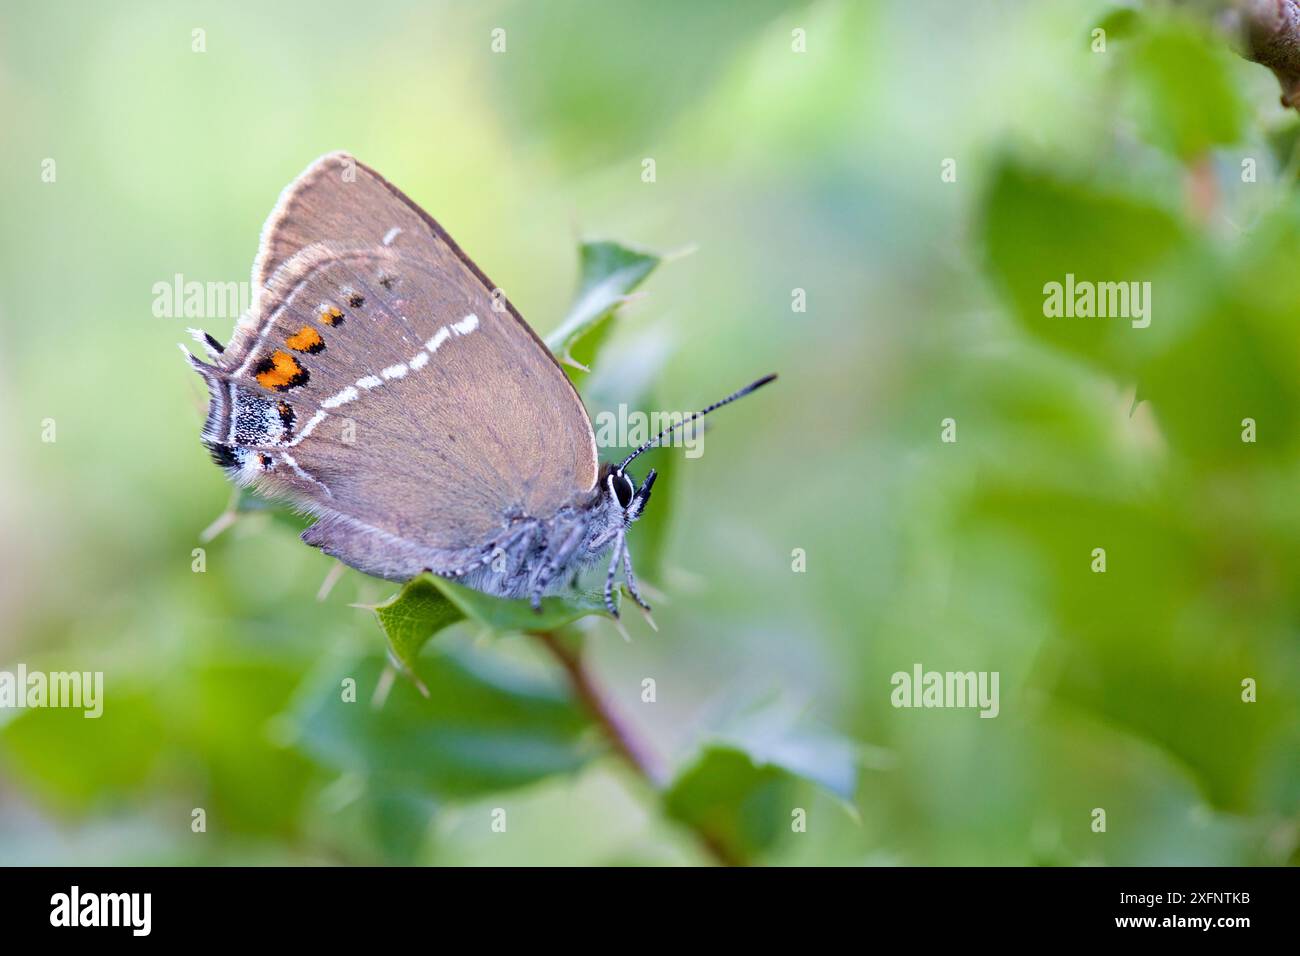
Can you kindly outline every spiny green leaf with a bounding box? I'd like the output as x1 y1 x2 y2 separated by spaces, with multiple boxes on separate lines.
425 574 611 633
372 574 612 671
289 650 595 799
544 240 661 383
373 576 466 672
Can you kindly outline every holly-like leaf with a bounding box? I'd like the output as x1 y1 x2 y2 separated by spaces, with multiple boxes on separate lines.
289 650 595 799
430 574 611 633
373 576 467 673
372 574 612 672
544 240 661 383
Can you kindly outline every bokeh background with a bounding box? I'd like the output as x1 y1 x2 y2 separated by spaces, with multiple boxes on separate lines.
1 0 1298 865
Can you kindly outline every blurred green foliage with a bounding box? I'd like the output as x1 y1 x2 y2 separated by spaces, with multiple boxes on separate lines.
1 0 1299 866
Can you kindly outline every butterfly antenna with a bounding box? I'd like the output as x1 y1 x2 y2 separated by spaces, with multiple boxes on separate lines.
618 373 778 471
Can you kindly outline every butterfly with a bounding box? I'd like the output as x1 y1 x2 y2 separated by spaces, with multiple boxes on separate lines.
183 152 774 617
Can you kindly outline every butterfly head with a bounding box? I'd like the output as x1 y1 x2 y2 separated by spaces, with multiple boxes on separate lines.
601 463 656 523
591 373 778 527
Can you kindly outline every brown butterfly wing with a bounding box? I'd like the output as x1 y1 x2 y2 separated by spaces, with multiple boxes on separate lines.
190 153 597 577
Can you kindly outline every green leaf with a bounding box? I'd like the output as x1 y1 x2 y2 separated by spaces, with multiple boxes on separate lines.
664 747 796 864
963 484 1285 812
1264 119 1300 173
709 699 860 804
0 658 315 835
290 650 595 799
372 577 467 672
544 240 661 382
487 1 795 165
309 780 438 866
372 574 611 672
1135 202 1300 463
1124 19 1246 159
0 686 168 810
1093 6 1140 44
431 574 611 632
367 788 437 864
979 157 1191 375
664 701 861 863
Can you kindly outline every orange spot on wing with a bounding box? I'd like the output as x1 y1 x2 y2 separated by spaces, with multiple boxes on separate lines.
254 350 308 391
286 326 324 352
319 306 343 326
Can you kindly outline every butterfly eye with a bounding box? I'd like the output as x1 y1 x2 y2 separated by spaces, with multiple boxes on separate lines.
611 472 635 508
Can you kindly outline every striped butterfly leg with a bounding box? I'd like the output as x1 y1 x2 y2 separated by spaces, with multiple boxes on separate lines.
620 543 652 612
528 523 586 612
603 532 626 618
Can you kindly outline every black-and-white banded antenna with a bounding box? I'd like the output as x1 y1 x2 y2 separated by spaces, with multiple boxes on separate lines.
618 373 778 472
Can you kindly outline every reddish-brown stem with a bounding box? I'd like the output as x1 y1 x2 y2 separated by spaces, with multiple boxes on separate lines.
533 630 665 784
531 630 744 867
1185 153 1218 224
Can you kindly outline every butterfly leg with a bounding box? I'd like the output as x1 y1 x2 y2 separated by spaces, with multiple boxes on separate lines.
603 532 626 618
503 522 539 579
440 548 497 579
620 544 652 612
530 523 585 612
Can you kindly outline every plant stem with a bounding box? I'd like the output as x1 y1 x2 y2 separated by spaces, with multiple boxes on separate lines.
533 630 664 784
532 630 744 867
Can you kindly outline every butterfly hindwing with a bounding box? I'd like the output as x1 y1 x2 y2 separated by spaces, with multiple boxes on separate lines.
188 153 598 578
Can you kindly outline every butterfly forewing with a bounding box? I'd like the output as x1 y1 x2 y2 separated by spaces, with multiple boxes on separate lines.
193 153 598 577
